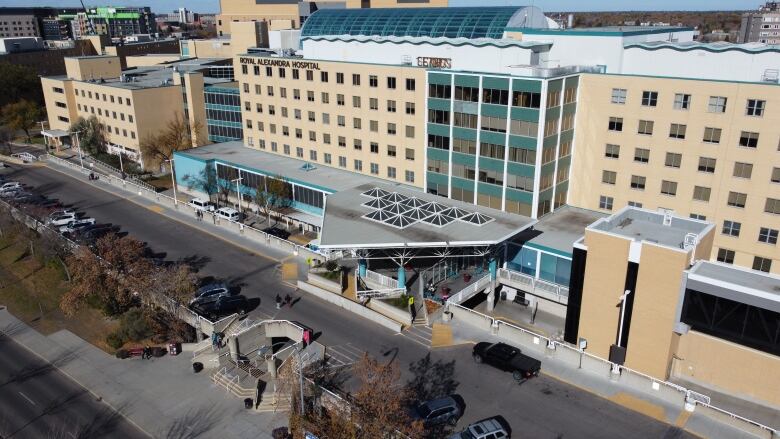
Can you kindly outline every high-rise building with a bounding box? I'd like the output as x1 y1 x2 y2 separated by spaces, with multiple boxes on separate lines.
0 7 82 39
59 7 156 39
737 1 780 43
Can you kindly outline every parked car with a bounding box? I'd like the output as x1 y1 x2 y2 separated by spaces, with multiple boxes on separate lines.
0 188 22 198
472 342 540 381
61 222 98 236
215 207 240 222
410 396 463 427
263 226 291 240
47 212 78 227
59 218 96 234
49 209 76 218
0 182 21 193
77 225 117 244
188 198 215 212
190 295 249 320
190 283 230 305
449 416 510 439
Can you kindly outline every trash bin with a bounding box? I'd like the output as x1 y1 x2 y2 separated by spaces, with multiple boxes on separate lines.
192 362 203 373
244 398 253 409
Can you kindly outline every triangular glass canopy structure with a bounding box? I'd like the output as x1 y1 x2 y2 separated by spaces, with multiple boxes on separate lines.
363 209 395 222
382 192 409 203
422 213 456 227
382 202 408 215
362 198 393 209
400 197 427 208
421 202 448 214
362 187 391 198
383 214 418 229
460 212 494 225
403 207 432 221
440 207 470 219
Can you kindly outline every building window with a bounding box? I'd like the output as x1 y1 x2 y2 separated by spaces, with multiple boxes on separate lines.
690 213 706 221
321 92 329 104
637 120 654 135
673 93 691 110
456 86 480 103
337 94 345 106
321 71 328 82
337 116 345 127
369 75 378 87
608 117 623 131
387 166 396 179
728 191 747 208
324 153 332 164
702 127 722 144
627 201 642 208
405 170 415 183
733 162 753 179
716 248 735 264
641 91 658 107
661 180 677 196
634 148 650 163
283 144 291 155
306 70 313 81
765 198 780 214
387 145 396 157
428 84 451 99
759 227 778 244
405 102 415 115
387 100 396 113
354 159 362 171
354 139 362 150
739 131 759 148
509 119 537 136
387 77 396 89
406 78 415 91
307 91 315 102
693 186 711 202
370 120 378 132
353 118 362 129
698 157 716 173
722 220 741 237
599 195 614 210
370 163 379 175
57 116 69 122
481 115 506 133
353 96 361 108
605 144 620 158
753 257 772 273
387 123 396 135
405 125 415 138
772 167 780 183
336 73 344 84
53 86 64 94
630 175 646 190
370 142 379 154
338 156 346 167
611 88 626 104
664 152 682 168
746 99 765 117
352 74 360 86
602 170 616 185
669 123 687 139
429 109 450 125
708 96 727 113
405 148 415 161
483 88 509 105
370 98 378 110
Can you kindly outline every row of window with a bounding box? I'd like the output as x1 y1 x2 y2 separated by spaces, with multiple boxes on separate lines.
247 117 417 140
247 138 416 183
74 88 132 106
242 88 417 115
247 134 415 160
716 250 774 273
598 189 780 214
603 143 780 181
240 64 418 91
77 104 135 123
608 117 765 149
429 84 574 108
611 89 764 116
427 161 539 193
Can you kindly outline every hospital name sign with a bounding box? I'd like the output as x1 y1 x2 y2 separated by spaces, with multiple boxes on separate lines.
240 57 321 70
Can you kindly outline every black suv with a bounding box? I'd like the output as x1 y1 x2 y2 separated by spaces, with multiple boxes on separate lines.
472 342 541 381
191 295 249 320
263 227 291 240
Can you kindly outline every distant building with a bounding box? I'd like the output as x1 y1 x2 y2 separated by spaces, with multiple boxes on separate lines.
0 36 44 54
738 1 780 43
0 7 81 39
59 7 156 39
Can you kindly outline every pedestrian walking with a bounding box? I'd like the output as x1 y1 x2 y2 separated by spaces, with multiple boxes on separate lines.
408 295 416 320
275 294 282 310
143 345 151 360
284 293 292 307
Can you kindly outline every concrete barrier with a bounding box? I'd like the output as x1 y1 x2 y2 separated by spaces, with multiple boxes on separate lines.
694 404 774 439
367 299 412 326
447 304 493 331
297 280 402 332
496 322 548 357
307 273 342 294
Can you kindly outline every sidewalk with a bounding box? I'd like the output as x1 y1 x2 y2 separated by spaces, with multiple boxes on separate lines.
0 308 287 439
446 321 769 439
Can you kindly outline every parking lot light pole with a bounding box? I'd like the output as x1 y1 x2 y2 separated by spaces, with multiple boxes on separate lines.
165 158 178 206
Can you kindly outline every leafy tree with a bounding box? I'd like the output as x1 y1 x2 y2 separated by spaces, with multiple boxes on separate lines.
0 62 43 107
0 125 13 155
1 100 42 143
139 112 204 171
69 116 107 155
182 163 219 204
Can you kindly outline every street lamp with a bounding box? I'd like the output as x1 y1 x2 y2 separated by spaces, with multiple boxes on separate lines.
616 289 632 348
165 158 178 206
38 120 47 151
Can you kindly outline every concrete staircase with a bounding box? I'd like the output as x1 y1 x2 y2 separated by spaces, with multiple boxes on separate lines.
255 387 292 413
211 365 257 399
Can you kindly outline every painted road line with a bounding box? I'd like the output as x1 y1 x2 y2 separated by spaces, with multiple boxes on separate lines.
18 391 36 406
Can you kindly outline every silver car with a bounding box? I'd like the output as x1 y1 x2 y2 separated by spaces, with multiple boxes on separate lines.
449 416 510 439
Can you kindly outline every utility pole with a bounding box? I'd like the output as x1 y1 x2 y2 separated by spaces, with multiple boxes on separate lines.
165 157 178 206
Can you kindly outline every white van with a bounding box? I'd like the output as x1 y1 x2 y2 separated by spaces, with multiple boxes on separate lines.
216 207 240 222
188 198 215 212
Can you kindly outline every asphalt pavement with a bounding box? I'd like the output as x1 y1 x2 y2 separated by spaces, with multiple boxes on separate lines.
0 331 148 439
2 164 695 439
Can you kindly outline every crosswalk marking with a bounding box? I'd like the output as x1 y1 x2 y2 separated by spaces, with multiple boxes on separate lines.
325 343 365 368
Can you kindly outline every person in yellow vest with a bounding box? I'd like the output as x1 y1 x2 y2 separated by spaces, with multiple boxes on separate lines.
408 295 416 320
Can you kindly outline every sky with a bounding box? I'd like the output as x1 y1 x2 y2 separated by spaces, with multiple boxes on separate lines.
3 0 756 14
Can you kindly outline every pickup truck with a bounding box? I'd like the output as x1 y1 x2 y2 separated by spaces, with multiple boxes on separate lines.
472 342 541 381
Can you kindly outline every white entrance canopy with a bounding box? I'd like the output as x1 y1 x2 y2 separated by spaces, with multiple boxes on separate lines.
41 129 70 139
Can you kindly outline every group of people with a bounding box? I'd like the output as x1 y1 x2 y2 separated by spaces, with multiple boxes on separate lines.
195 209 205 221
275 293 293 309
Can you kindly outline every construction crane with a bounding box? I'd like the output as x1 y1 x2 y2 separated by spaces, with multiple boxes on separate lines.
79 0 97 36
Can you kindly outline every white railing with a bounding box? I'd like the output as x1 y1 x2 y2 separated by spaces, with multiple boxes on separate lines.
497 268 569 305
11 152 37 162
356 287 406 299
447 274 491 304
363 269 399 289
696 401 778 436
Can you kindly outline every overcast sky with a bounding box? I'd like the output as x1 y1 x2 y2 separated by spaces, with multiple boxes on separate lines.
8 0 755 14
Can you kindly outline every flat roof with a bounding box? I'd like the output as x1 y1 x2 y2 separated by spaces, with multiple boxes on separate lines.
175 141 392 194
523 206 607 256
588 207 713 250
320 184 535 249
65 58 231 90
687 261 780 313
508 25 694 36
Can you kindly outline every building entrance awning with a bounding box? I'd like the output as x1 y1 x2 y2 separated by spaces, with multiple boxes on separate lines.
41 129 70 138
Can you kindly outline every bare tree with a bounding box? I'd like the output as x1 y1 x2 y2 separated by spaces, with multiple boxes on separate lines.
1 100 42 143
69 116 107 155
182 164 219 204
139 113 205 171
255 175 293 225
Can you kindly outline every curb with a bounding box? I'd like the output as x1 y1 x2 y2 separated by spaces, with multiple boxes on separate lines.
0 310 154 439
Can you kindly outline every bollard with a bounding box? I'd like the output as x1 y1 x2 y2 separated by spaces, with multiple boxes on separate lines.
491 320 499 335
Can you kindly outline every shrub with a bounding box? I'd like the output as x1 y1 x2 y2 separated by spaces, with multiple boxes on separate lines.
106 332 126 350
117 308 152 342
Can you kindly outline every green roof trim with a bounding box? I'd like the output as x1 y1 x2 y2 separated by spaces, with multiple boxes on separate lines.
626 42 780 54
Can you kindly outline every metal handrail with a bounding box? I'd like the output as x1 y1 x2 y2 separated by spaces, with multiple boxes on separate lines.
447 274 490 304
695 401 778 435
363 269 398 289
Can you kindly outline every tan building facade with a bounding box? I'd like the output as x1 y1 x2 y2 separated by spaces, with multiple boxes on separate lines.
235 55 428 187
569 74 780 274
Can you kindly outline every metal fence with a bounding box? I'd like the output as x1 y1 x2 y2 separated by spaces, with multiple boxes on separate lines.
497 268 569 305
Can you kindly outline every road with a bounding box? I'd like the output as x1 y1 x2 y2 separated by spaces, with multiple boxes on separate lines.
0 332 148 439
3 164 693 439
